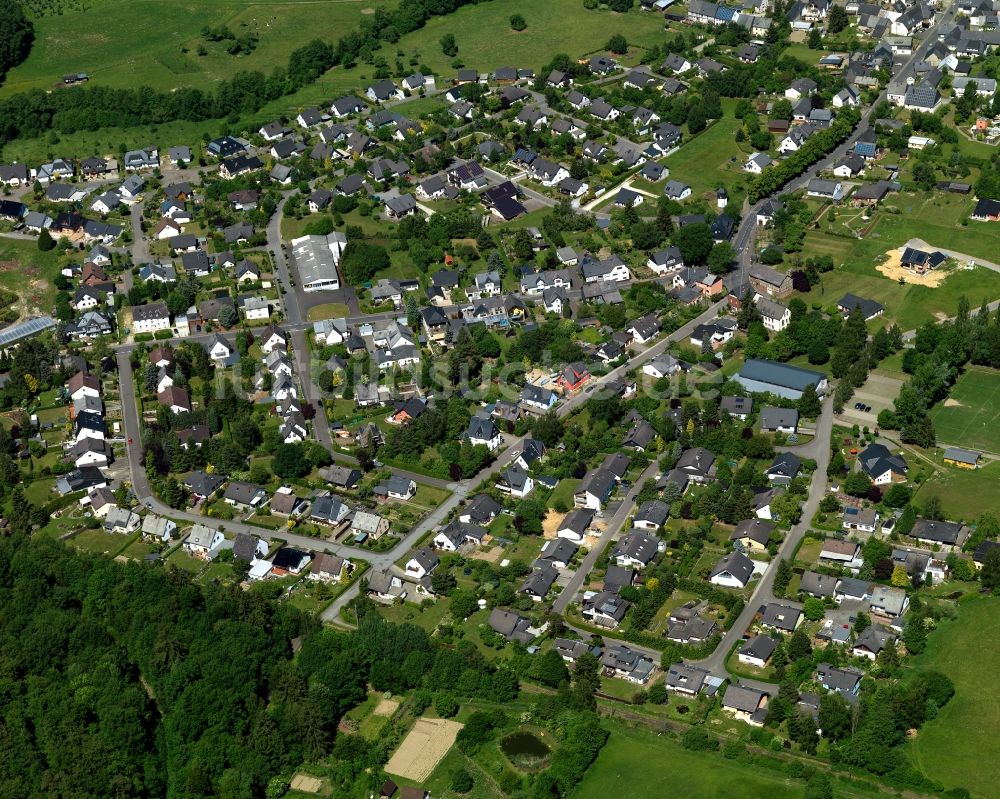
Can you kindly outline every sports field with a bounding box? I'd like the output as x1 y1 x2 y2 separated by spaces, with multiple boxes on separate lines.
929 367 1000 454
907 598 1000 798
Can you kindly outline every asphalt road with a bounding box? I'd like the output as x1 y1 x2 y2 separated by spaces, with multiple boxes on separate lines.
115 297 731 624
687 395 835 684
729 0 959 292
552 460 660 614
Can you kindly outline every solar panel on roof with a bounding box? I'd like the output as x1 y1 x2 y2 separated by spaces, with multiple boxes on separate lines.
0 316 56 347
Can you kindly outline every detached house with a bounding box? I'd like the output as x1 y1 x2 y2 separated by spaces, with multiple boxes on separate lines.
574 468 615 510
857 442 907 484
710 551 755 588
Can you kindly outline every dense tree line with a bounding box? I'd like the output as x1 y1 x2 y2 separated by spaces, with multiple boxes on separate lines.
0 2 32 82
748 108 861 203
0 334 62 409
879 296 1000 447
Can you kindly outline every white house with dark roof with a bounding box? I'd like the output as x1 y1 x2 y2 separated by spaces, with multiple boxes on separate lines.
710 551 755 588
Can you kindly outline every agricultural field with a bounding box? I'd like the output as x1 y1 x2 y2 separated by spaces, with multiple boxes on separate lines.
928 366 1000 454
0 0 377 97
907 598 1000 798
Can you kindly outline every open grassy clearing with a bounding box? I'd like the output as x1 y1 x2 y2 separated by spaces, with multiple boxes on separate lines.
374 1 667 79
798 192 1000 328
0 0 377 97
928 366 1000 454
907 598 1000 798
798 263 1000 332
912 457 1000 522
0 238 65 320
664 101 748 199
573 724 883 799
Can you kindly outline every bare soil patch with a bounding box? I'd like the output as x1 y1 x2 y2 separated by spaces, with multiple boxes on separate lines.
468 546 502 563
290 774 324 794
373 698 399 717
543 510 566 539
876 247 947 287
385 717 463 782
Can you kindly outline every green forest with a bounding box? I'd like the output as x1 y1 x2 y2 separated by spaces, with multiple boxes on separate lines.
0 534 322 798
0 534 572 799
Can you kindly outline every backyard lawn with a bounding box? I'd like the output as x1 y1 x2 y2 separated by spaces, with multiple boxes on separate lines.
67 529 130 557
928 366 1000 455
546 478 580 510
664 102 748 200
907 597 1000 798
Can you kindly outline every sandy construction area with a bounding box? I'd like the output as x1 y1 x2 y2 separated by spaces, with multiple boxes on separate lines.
543 511 566 539
290 774 323 794
876 247 948 287
385 718 463 781
373 698 399 717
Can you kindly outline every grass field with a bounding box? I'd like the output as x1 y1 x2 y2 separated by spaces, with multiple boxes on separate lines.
796 190 1000 330
798 248 1000 333
664 101 748 200
574 725 879 799
929 367 1000 454
912 458 1000 522
0 238 65 320
907 597 1000 798
374 2 667 79
0 0 377 97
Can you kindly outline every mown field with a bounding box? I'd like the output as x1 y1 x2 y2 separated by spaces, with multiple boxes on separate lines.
928 366 1000 454
907 597 1000 798
0 0 378 97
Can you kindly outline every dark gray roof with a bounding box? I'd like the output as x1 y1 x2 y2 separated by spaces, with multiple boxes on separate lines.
731 518 775 546
761 603 801 632
740 634 777 662
613 531 659 565
723 683 768 712
738 359 825 392
635 500 670 527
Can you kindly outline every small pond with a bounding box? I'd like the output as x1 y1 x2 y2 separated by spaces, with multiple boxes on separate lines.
500 731 552 769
